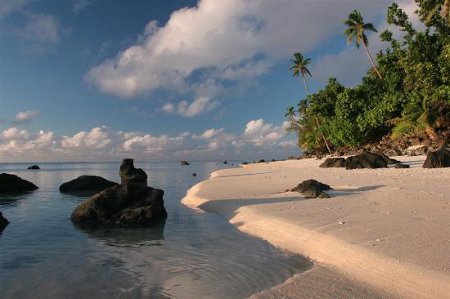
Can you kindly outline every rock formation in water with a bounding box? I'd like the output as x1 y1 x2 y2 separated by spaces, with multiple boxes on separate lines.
71 159 167 228
0 212 9 231
0 173 38 193
60 175 118 195
180 161 190 166
27 165 40 170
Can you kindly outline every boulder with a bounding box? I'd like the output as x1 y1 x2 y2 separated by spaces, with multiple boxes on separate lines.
257 159 266 163
345 152 389 170
241 162 248 165
223 161 228 164
423 147 450 168
59 175 118 195
71 159 167 228
180 161 190 166
395 163 410 168
0 173 38 193
0 212 9 231
27 165 40 170
290 179 331 199
319 157 346 168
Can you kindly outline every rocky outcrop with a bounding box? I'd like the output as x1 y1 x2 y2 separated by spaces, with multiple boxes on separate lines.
345 152 390 170
319 157 346 168
59 176 118 195
71 159 167 228
423 146 450 168
27 165 40 170
0 212 9 231
0 173 38 193
290 179 331 198
180 161 190 166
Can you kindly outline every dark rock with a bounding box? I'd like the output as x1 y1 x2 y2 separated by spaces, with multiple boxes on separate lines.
27 165 40 170
257 159 266 163
290 179 331 199
192 173 197 177
241 162 248 165
71 159 167 228
271 159 277 162
395 163 410 168
59 175 118 195
223 161 228 164
0 212 9 231
423 147 450 168
180 161 190 166
319 157 346 168
0 173 38 193
345 152 389 170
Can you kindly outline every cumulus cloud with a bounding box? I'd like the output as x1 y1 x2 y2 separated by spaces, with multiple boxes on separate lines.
162 97 218 117
16 13 62 45
86 0 393 98
13 110 39 124
0 119 297 162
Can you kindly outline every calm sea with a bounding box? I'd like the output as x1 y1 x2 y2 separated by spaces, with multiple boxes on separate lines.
0 161 310 298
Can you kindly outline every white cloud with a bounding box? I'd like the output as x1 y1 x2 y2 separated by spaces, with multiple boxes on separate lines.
14 110 39 124
17 13 61 45
0 0 36 18
0 119 297 162
72 0 94 12
86 0 393 98
162 97 218 117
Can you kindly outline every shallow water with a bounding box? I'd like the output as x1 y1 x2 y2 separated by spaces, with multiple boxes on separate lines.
0 162 311 298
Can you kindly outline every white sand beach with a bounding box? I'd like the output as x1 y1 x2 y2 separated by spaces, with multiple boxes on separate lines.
181 156 450 298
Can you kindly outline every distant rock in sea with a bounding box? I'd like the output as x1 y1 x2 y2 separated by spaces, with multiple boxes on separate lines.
27 165 40 170
223 161 228 164
290 179 331 198
71 159 167 228
192 173 197 177
0 173 38 193
180 161 190 166
60 175 118 195
0 212 9 231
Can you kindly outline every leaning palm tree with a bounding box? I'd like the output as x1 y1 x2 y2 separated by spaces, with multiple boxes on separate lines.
344 10 383 79
289 53 332 154
418 0 450 25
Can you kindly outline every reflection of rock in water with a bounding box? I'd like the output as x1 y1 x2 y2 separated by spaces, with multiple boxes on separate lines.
76 221 166 247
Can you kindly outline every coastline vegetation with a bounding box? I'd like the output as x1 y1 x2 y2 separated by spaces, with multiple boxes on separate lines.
286 0 450 155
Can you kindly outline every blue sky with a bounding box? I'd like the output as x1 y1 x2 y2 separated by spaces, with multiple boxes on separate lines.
0 0 416 162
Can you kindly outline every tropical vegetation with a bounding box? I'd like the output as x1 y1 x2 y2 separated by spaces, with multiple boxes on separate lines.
286 0 450 154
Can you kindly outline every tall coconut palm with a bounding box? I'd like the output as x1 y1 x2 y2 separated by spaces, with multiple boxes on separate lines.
418 0 450 25
289 53 332 154
344 10 383 79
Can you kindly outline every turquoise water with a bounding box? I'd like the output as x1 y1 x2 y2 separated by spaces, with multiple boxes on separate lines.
0 162 310 298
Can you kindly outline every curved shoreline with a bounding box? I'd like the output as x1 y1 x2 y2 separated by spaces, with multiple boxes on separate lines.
182 157 450 298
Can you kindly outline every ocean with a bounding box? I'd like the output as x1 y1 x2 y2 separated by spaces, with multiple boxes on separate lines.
0 161 310 298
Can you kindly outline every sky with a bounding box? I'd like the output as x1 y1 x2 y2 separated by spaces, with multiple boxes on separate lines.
0 0 417 162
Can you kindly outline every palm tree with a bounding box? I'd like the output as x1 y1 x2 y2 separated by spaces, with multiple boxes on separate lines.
289 53 332 154
344 10 383 79
418 0 450 25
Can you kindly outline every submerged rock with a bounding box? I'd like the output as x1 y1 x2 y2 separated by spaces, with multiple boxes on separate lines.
0 212 9 231
0 173 38 193
27 165 40 170
180 161 190 166
71 159 167 228
423 146 450 168
59 175 117 195
319 157 346 168
345 152 389 170
290 179 331 198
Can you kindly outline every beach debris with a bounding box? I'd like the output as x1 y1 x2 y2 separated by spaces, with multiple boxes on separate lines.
71 159 167 228
0 212 9 231
319 157 346 168
290 179 331 199
59 175 118 195
180 160 190 166
394 163 410 168
0 173 38 193
27 165 40 170
423 145 450 168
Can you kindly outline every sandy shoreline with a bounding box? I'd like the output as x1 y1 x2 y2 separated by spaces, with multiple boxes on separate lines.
181 156 450 298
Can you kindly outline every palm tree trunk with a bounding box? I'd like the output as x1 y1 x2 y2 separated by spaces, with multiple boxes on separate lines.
443 0 449 24
302 77 332 155
362 40 382 80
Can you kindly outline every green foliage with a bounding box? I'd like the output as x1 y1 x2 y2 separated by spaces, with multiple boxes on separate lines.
286 2 450 153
